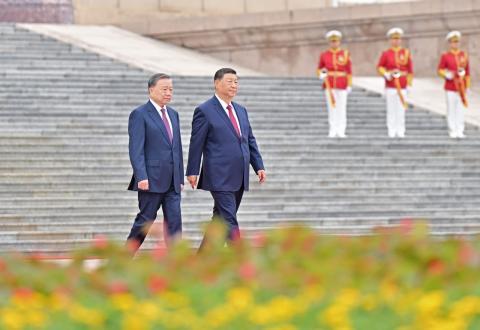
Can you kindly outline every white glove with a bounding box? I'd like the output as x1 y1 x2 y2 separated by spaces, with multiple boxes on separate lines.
346 86 352 94
319 70 328 80
444 71 453 80
384 72 392 81
458 69 466 77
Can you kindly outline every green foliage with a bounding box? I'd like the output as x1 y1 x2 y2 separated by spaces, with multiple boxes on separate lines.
0 222 479 329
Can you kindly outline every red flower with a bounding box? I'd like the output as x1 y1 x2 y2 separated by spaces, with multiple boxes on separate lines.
12 287 34 299
238 262 256 281
252 233 267 248
399 218 414 234
152 246 168 261
427 258 445 275
93 234 109 249
107 280 129 294
148 275 168 294
458 241 476 266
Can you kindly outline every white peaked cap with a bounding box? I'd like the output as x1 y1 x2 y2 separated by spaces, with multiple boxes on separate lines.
387 27 404 37
446 31 461 41
325 30 342 40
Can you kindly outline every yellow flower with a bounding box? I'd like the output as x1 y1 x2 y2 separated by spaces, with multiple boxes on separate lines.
249 305 272 325
227 287 253 310
321 304 352 330
159 291 190 309
123 314 150 330
416 291 445 316
269 296 298 321
449 296 480 320
320 289 359 330
137 300 161 321
336 288 360 309
205 304 237 328
110 293 136 311
25 310 48 328
249 295 299 325
69 303 105 328
1 308 25 330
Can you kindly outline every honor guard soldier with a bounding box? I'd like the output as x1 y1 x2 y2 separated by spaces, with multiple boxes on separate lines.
317 30 352 138
377 28 413 138
438 31 470 138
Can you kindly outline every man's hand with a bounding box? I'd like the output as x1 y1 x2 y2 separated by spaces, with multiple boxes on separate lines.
384 72 392 81
257 170 266 184
187 176 197 189
138 179 149 191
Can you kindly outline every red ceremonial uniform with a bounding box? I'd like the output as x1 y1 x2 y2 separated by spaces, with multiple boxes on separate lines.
377 47 413 89
437 50 470 91
317 48 352 90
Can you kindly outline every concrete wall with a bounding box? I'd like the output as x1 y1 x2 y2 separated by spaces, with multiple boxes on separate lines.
0 0 73 23
72 0 334 24
141 0 480 80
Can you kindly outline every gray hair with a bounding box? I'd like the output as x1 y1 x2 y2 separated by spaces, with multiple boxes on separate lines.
148 73 171 89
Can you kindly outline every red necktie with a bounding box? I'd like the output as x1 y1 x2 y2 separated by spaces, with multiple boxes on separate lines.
226 104 241 137
160 108 173 143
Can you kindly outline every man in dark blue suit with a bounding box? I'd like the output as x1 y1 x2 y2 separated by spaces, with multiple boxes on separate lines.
186 68 266 244
127 73 183 251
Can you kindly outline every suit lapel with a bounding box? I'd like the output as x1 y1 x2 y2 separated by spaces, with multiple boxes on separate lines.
146 101 172 145
212 96 240 139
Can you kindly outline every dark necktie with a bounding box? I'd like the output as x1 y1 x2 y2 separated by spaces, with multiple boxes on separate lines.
160 108 173 143
226 104 241 137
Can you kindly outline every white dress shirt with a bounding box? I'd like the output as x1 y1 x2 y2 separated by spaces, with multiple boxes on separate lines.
150 98 173 135
215 94 241 136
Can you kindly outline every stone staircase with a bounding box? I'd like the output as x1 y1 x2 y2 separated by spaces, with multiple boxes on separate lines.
1 23 480 254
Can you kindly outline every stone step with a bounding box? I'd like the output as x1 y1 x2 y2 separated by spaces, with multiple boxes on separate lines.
2 200 480 217
2 187 480 197
1 25 479 252
2 203 480 216
0 133 463 142
2 221 480 242
2 164 479 172
3 215 480 232
3 183 480 199
1 170 479 180
1 137 475 144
